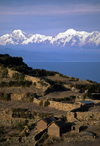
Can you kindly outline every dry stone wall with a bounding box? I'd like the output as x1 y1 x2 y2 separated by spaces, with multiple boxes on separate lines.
67 111 100 122
0 109 38 126
49 101 80 111
33 98 80 111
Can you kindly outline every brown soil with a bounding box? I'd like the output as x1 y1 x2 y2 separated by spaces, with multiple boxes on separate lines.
0 84 42 94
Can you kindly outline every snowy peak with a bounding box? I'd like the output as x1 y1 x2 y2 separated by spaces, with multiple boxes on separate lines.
0 29 100 48
11 29 28 40
12 29 23 34
65 29 76 34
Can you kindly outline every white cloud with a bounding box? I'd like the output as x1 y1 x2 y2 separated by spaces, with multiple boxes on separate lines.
0 4 100 16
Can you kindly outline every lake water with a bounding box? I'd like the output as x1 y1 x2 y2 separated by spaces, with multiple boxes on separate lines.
0 48 100 82
26 62 100 83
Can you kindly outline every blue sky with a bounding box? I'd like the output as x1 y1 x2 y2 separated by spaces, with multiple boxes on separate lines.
0 0 100 36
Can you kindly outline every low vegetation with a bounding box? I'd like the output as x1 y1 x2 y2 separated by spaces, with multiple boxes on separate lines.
12 108 53 119
38 112 53 118
59 73 69 78
16 121 25 132
0 66 8 78
39 100 43 106
23 92 36 102
0 54 24 66
38 81 48 87
12 108 35 119
52 96 76 102
61 115 67 122
0 92 11 101
12 73 25 80
70 83 100 93
0 80 32 87
44 100 50 107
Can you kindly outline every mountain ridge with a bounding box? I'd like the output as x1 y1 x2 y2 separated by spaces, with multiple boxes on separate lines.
0 29 100 49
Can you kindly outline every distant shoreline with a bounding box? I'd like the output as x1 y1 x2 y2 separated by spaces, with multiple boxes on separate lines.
26 62 100 83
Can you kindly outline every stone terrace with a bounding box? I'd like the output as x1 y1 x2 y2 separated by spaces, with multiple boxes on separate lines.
0 100 67 116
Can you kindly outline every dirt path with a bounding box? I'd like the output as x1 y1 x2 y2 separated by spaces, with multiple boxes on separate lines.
0 101 67 116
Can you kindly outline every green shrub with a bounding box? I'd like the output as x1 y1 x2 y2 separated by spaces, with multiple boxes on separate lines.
0 138 5 142
70 95 76 100
90 114 94 119
0 92 3 98
44 100 50 107
76 78 79 81
83 95 86 100
55 80 63 85
90 115 93 119
1 68 8 78
39 100 43 106
38 81 48 87
70 77 75 80
24 93 34 102
30 96 34 102
24 119 29 125
86 79 94 83
61 115 67 122
38 113 45 118
70 83 100 93
16 121 25 132
84 93 94 99
59 74 69 78
52 96 76 102
3 93 11 101
34 82 36 86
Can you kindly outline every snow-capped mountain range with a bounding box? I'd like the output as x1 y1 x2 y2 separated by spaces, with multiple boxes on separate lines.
0 29 100 48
